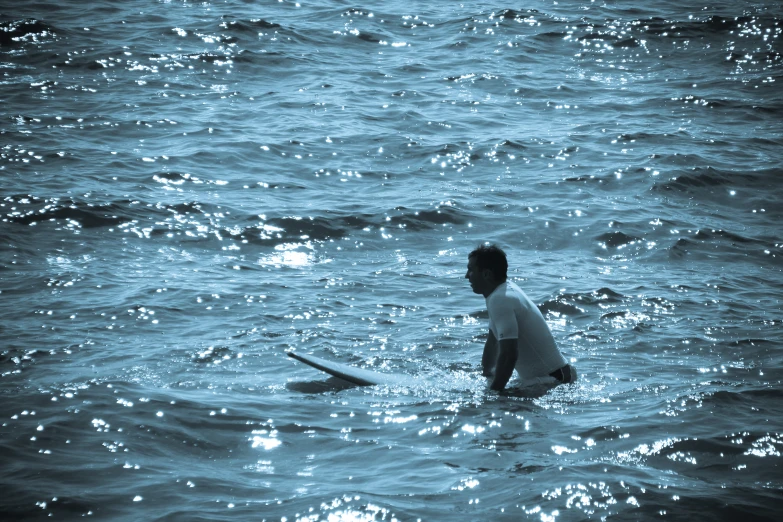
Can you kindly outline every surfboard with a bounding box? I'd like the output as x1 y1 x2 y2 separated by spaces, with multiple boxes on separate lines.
287 351 415 386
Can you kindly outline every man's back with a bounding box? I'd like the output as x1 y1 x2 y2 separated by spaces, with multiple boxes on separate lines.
486 281 566 380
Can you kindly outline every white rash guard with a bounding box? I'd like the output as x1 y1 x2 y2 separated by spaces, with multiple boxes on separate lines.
486 281 567 381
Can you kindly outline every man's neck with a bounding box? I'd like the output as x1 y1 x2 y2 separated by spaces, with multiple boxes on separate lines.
482 280 504 298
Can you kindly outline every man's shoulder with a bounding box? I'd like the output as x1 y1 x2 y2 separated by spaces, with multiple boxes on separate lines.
490 281 537 311
488 282 519 306
507 280 534 301
499 281 527 298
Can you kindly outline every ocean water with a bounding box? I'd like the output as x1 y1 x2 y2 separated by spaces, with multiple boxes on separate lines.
1 0 782 520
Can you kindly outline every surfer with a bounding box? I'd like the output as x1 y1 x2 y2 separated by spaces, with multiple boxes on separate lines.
466 244 576 391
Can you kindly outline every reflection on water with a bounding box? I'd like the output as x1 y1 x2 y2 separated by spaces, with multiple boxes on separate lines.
257 242 316 268
2 0 782 520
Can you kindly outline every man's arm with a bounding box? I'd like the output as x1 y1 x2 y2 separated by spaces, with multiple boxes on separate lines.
490 338 518 391
482 330 498 377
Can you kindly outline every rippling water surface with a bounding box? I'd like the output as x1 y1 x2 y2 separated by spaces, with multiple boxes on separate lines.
2 0 782 520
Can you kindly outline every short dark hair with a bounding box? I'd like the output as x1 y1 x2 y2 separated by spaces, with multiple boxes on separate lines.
468 244 508 282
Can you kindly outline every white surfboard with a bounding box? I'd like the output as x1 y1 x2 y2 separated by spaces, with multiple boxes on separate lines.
287 351 415 386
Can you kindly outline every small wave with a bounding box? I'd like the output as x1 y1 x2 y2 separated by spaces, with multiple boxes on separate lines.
3 195 128 228
727 338 773 347
595 231 642 248
1 347 55 371
216 15 316 47
669 237 695 258
192 345 233 364
261 215 362 242
412 139 530 170
4 192 473 247
694 228 755 244
286 378 357 394
573 287 625 303
0 481 95 520
707 388 782 405
579 33 639 48
534 31 567 40
651 165 777 195
220 18 281 32
0 19 57 47
725 50 782 65
497 139 527 151
492 9 542 21
395 205 468 229
614 37 640 48
654 170 732 190
616 132 656 141
668 228 776 261
566 331 601 340
258 204 469 242
539 287 624 317
600 311 631 320
564 174 606 183
186 52 234 64
357 32 382 44
538 300 586 317
641 15 752 39
750 102 783 115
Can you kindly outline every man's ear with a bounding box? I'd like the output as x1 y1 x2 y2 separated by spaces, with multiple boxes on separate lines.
481 268 494 281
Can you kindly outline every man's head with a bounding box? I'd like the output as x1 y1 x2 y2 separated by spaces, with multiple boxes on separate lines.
466 244 508 297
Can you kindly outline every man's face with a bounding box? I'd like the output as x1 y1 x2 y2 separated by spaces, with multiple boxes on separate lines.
465 256 485 295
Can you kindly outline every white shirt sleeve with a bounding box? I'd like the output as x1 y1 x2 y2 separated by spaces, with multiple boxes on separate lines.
488 293 518 340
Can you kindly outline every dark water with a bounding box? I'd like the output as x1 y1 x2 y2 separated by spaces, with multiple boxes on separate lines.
1 0 782 520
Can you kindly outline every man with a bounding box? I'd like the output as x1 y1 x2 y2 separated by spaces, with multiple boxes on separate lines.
465 244 576 391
